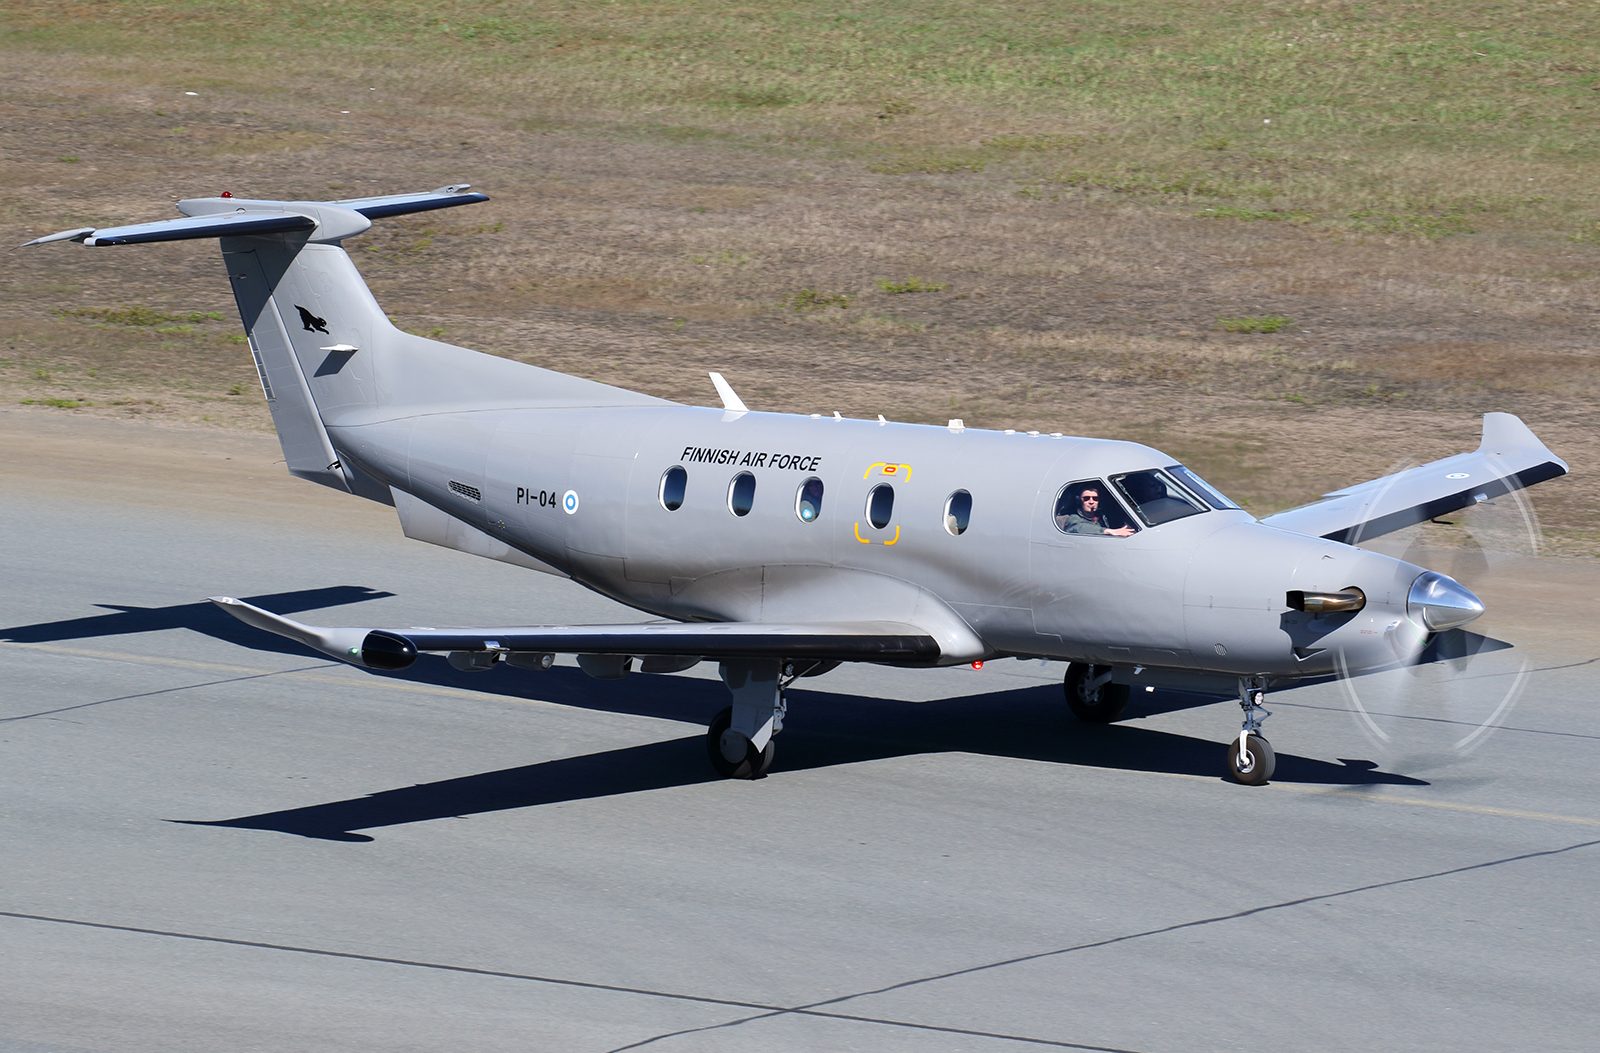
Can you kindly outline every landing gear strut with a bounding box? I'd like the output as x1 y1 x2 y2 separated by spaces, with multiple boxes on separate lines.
1227 675 1275 785
706 658 794 779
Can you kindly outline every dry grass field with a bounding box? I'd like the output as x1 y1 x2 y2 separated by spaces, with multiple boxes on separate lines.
2 1 1595 552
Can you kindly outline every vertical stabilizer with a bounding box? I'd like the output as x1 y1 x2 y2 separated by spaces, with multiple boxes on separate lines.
222 236 372 491
26 186 665 501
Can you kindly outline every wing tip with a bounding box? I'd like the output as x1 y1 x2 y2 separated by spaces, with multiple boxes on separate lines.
1480 412 1569 475
21 227 96 248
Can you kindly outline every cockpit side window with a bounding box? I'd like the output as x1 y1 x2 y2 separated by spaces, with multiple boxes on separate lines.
1111 469 1207 527
1053 480 1138 537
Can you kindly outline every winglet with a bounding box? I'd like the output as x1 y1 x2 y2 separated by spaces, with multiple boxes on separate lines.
1480 411 1569 473
709 371 748 413
210 596 371 665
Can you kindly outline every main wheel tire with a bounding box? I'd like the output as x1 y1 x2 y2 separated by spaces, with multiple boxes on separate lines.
1226 734 1276 785
1063 663 1130 723
750 738 776 778
705 706 773 779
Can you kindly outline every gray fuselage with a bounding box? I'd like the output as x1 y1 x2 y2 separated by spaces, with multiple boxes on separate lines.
328 403 1424 680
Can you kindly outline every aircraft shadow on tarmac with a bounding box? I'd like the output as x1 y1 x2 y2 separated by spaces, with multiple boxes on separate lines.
0 586 394 659
177 659 1426 842
0 588 1424 842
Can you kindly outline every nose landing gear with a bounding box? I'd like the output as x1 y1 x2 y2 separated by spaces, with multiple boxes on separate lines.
1227 675 1275 785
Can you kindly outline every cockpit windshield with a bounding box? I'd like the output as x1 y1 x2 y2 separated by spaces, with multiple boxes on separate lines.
1165 464 1240 510
1109 468 1210 527
1052 466 1239 536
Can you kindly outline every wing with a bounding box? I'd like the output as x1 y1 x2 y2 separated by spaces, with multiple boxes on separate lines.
1259 413 1568 544
211 597 943 671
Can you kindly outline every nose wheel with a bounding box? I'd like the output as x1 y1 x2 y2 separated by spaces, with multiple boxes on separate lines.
1227 733 1275 785
1227 675 1275 785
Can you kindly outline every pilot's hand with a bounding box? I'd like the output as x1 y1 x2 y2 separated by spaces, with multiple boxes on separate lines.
1106 526 1135 537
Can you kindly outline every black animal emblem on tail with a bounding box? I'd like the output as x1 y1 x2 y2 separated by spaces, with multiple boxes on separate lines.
295 305 329 333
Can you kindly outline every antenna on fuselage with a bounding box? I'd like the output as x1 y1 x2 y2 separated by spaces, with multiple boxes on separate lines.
708 372 747 413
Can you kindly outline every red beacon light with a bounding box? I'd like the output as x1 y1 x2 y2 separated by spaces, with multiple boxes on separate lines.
970 660 984 670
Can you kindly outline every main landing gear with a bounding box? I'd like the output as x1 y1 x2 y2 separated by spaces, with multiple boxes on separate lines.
1227 675 1275 785
706 658 798 779
1062 662 1130 723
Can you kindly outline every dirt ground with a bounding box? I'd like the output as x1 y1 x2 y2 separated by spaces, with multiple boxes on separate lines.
2 56 1592 554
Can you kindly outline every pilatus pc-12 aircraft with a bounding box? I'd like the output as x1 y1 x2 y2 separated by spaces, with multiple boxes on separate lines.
29 187 1570 784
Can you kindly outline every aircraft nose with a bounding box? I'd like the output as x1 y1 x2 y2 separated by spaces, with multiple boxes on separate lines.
1407 571 1485 632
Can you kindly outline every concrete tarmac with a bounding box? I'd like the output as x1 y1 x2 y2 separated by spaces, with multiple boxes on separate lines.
2 409 1597 1052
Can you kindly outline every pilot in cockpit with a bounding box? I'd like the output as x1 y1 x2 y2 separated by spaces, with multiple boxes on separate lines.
1057 485 1135 537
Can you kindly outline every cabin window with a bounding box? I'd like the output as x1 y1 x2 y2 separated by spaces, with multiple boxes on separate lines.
795 477 824 523
1053 479 1138 537
728 472 756 517
866 484 895 529
659 466 687 511
944 490 972 536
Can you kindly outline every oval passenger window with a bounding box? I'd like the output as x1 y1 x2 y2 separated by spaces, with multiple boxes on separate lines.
796 477 824 523
944 490 972 536
728 472 756 517
659 466 687 511
866 484 895 529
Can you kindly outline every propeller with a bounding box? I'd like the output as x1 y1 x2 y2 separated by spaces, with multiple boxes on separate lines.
1330 451 1542 766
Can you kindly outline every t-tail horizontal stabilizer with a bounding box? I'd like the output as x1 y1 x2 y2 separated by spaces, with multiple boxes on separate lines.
21 185 487 247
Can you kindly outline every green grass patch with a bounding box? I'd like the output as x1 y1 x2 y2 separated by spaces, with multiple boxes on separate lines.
877 277 946 294
787 288 851 311
867 149 989 175
1347 209 1477 240
22 397 89 409
1220 315 1292 334
1197 206 1311 223
62 306 225 327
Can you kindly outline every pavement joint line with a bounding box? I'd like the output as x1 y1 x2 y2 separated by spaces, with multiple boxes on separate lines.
604 1005 1143 1053
0 664 334 723
729 837 1600 1028
5 641 336 679
1287 787 1600 827
3 641 513 708
0 908 1130 1052
10 646 1600 830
